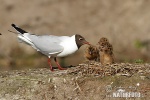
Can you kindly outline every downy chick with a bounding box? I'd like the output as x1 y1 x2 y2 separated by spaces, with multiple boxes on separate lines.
84 45 99 61
98 37 114 65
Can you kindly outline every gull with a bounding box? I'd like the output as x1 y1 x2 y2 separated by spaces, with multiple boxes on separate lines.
10 24 89 71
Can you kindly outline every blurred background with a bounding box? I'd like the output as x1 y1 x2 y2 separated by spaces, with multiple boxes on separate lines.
0 0 150 70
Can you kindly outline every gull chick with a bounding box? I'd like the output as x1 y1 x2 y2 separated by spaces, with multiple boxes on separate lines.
84 45 99 61
98 37 114 65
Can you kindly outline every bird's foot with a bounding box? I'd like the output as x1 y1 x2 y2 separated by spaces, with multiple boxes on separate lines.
58 66 66 70
50 68 54 71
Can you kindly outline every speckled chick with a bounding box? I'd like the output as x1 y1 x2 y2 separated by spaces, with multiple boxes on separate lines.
98 37 109 45
98 37 114 65
84 45 99 61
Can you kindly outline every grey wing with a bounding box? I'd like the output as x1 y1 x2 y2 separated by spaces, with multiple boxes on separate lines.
27 35 64 55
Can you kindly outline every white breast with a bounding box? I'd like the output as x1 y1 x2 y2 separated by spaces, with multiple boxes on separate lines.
57 35 78 57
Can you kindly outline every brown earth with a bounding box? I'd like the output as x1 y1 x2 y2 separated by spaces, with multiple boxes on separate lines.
0 62 149 100
1 0 150 70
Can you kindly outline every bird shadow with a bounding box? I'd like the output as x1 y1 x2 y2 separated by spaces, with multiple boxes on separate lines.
53 65 76 70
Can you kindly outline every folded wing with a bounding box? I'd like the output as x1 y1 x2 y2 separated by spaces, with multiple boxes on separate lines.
25 34 64 55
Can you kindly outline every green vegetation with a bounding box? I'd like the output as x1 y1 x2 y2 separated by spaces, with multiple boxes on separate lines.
134 59 144 64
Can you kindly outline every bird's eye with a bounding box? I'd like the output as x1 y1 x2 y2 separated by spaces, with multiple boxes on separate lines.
79 38 83 40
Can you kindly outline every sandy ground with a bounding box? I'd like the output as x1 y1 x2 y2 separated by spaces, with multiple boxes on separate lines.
0 62 149 100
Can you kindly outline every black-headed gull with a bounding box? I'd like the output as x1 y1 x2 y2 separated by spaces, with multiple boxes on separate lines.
11 24 89 71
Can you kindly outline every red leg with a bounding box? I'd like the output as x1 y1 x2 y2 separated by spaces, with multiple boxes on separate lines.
48 58 54 71
54 57 66 70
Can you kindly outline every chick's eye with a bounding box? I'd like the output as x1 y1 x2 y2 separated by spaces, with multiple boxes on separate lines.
79 38 83 40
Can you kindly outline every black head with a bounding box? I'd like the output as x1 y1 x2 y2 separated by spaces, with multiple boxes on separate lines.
75 34 89 48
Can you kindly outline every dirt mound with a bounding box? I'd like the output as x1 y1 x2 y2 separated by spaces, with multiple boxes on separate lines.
67 62 150 77
0 63 149 100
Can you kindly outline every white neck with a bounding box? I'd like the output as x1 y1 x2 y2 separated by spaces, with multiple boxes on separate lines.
57 35 78 57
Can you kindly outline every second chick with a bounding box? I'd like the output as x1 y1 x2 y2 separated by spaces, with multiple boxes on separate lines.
98 37 114 65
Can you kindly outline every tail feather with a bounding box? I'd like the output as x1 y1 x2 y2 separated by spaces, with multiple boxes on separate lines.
11 24 27 34
11 24 39 51
11 24 34 46
18 35 39 51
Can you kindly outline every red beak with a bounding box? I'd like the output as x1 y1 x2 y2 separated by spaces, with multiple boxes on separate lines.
83 40 90 45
